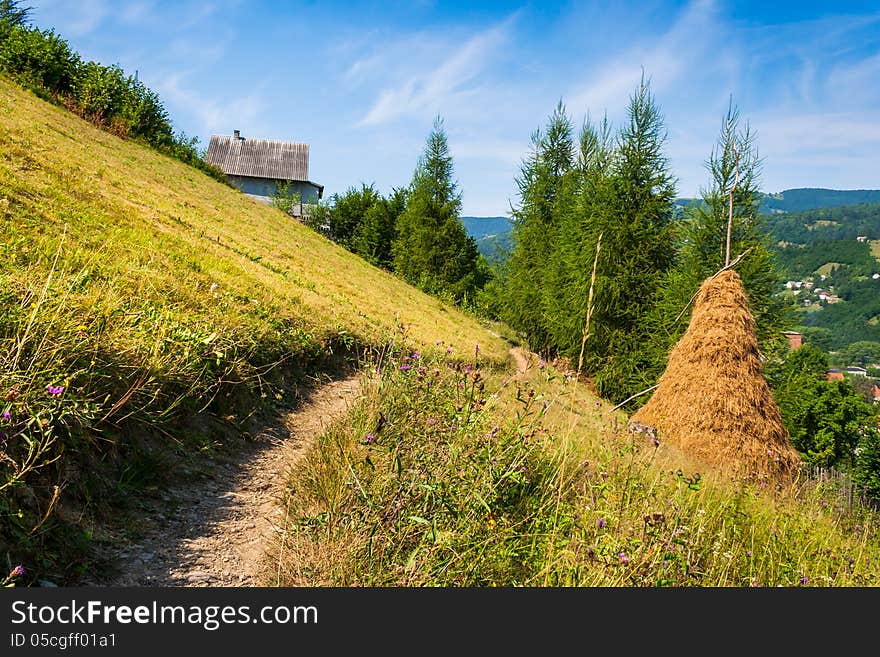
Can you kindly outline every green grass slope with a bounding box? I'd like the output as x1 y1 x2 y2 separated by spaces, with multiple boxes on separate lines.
0 75 508 580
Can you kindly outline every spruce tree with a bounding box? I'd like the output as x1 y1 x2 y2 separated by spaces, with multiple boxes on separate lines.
542 116 615 358
392 117 484 304
652 101 787 370
504 102 575 354
587 76 677 403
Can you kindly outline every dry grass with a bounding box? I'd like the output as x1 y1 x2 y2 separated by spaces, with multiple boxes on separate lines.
632 270 800 484
0 75 509 365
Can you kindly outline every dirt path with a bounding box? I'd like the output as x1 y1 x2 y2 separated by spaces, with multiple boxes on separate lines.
509 346 535 374
87 375 361 587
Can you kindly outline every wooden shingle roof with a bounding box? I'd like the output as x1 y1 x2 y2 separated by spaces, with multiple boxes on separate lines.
206 133 310 181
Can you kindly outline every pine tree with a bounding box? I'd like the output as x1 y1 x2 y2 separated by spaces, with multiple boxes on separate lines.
587 75 677 403
504 101 575 354
392 116 484 304
652 100 788 371
0 0 30 35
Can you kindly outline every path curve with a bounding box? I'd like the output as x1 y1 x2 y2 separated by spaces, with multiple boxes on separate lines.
88 375 361 587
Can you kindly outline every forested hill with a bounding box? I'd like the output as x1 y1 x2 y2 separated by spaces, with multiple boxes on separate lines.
767 202 880 245
769 201 880 352
674 188 880 215
466 190 880 263
461 215 513 263
762 188 880 213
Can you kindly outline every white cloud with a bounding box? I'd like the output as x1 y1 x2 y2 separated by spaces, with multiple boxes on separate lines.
566 0 722 115
356 18 514 126
155 71 265 136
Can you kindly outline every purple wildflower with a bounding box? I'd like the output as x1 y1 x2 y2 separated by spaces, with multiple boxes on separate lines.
411 351 420 360
597 518 606 529
426 418 437 426
652 437 660 447
46 385 64 396
365 434 375 443
2 410 9 420
746 551 753 557
799 575 809 586
9 565 24 578
399 364 412 371
446 347 453 354
618 553 629 565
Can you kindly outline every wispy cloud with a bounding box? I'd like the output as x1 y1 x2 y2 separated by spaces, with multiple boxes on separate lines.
356 17 515 127
155 71 265 137
566 0 723 115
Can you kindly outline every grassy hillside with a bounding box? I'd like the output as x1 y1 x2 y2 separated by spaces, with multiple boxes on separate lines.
4 75 880 588
275 347 880 586
0 75 508 580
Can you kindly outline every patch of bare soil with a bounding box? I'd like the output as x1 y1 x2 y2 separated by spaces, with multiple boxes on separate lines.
84 375 361 587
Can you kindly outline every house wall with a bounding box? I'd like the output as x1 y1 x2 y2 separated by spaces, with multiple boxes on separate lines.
227 175 321 204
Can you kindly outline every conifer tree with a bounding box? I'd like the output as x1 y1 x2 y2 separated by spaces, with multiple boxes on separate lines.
504 102 575 353
587 75 677 403
651 100 787 372
542 116 615 357
392 116 484 304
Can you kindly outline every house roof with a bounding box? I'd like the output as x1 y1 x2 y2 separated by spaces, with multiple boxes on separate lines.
206 133 312 182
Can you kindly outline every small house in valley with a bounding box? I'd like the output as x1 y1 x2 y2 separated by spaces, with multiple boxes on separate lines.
205 130 323 206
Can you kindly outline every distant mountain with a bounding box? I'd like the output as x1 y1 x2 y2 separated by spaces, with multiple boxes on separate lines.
761 188 880 214
463 189 880 268
461 216 512 239
461 216 514 264
675 188 880 215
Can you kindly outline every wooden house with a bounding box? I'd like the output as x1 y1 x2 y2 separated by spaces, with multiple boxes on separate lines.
205 130 323 205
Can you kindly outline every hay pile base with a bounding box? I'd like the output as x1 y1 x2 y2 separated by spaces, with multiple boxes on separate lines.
632 270 800 484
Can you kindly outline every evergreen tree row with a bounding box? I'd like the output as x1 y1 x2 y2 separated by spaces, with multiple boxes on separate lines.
325 117 488 307
501 77 786 406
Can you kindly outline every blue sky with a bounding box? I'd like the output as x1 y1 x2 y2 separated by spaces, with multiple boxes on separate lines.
28 0 880 216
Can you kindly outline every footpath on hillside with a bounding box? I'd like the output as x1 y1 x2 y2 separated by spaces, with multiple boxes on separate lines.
86 346 536 587
85 375 362 587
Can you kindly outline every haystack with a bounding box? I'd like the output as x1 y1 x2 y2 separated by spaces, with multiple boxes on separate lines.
632 270 800 484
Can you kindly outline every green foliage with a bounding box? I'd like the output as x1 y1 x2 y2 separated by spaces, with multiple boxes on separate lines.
854 427 880 502
0 0 30 33
270 180 302 214
842 341 880 367
653 101 788 379
0 25 78 93
768 344 876 470
774 240 875 278
769 202 880 245
587 78 676 402
351 188 406 268
328 183 381 249
392 117 486 305
504 102 576 354
766 343 829 386
0 21 228 185
501 78 679 404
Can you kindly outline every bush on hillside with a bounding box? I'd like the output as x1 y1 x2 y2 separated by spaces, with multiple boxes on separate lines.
0 22 228 185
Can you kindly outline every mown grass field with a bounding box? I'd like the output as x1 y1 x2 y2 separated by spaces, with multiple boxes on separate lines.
276 348 880 587
0 75 508 581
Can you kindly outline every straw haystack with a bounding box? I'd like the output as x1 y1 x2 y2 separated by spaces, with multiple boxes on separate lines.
632 269 800 483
